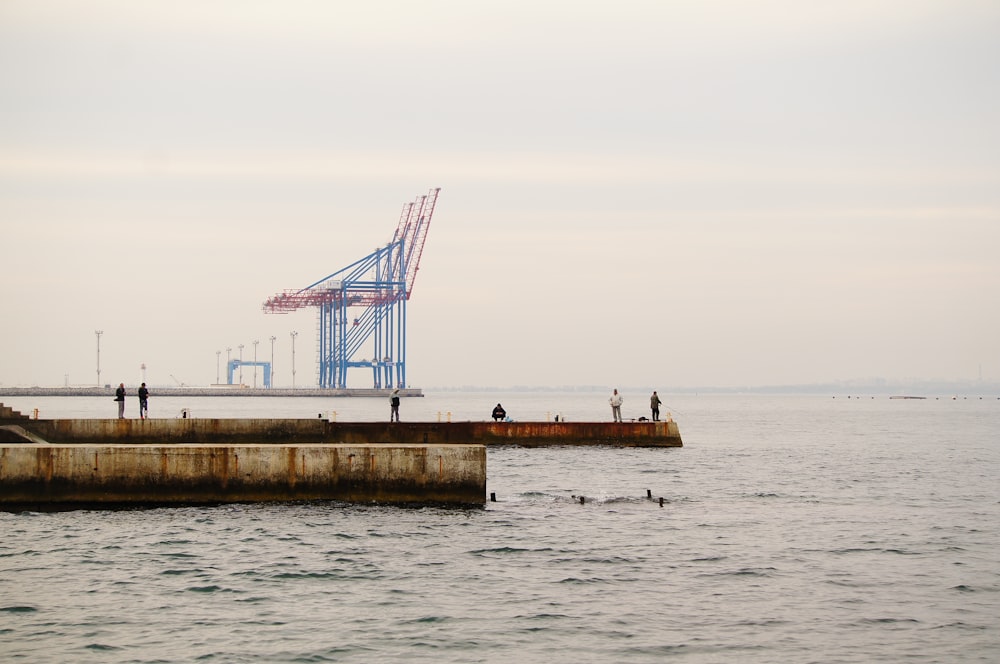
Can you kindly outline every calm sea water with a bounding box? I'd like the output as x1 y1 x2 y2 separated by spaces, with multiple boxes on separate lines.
1 392 998 663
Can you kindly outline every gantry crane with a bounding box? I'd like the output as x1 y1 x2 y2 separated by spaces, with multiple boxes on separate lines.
263 188 439 389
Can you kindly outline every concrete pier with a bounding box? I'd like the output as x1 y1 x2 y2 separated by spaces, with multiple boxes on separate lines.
0 442 485 508
0 406 679 508
3 418 683 448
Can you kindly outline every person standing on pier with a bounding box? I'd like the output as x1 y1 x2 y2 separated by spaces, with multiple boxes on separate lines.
390 389 401 422
138 382 149 419
650 390 662 421
609 389 623 422
115 383 126 419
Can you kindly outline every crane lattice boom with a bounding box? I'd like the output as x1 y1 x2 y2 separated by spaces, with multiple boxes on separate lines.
392 187 438 300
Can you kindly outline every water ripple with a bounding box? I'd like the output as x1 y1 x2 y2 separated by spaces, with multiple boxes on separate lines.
2 395 999 663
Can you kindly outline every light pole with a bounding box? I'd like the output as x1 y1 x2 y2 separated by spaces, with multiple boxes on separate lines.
226 347 232 385
238 344 244 386
269 335 276 389
216 350 221 385
95 330 103 387
252 339 259 388
290 331 298 388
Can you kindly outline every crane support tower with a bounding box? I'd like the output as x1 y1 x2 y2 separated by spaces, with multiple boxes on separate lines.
263 188 440 389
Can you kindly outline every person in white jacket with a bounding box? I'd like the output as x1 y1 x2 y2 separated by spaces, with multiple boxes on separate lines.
609 389 623 422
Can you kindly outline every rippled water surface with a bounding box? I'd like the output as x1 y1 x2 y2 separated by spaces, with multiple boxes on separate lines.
2 393 998 662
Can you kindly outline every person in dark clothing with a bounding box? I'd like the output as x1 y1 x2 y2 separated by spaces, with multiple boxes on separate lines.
390 389 401 422
138 382 150 419
115 383 126 419
650 390 662 421
492 403 507 421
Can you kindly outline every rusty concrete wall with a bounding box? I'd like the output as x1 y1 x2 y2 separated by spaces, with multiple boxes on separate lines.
34 418 330 445
21 419 682 447
0 443 485 507
474 420 683 447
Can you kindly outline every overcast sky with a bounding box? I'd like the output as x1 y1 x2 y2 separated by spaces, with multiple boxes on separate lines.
1 0 998 390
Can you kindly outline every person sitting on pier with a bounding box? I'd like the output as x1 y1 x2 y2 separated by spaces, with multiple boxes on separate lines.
492 403 507 422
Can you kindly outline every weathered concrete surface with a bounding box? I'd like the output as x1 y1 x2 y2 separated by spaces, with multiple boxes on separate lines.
0 425 50 445
0 443 485 508
0 403 30 421
472 420 682 447
14 419 682 447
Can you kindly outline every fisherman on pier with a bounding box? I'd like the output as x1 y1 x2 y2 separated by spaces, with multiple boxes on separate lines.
114 383 126 419
390 389 401 422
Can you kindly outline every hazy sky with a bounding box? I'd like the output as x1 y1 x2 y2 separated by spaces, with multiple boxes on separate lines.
2 0 998 389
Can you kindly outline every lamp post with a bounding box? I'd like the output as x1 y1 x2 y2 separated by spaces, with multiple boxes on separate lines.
226 347 232 385
95 330 103 387
238 344 244 386
269 335 277 389
290 331 298 389
216 350 221 385
252 339 259 388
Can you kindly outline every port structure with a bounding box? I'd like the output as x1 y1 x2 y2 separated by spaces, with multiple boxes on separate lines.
226 360 272 388
263 188 439 389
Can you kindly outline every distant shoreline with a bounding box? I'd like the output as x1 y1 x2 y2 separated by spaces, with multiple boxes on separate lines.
2 382 997 398
0 387 424 398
